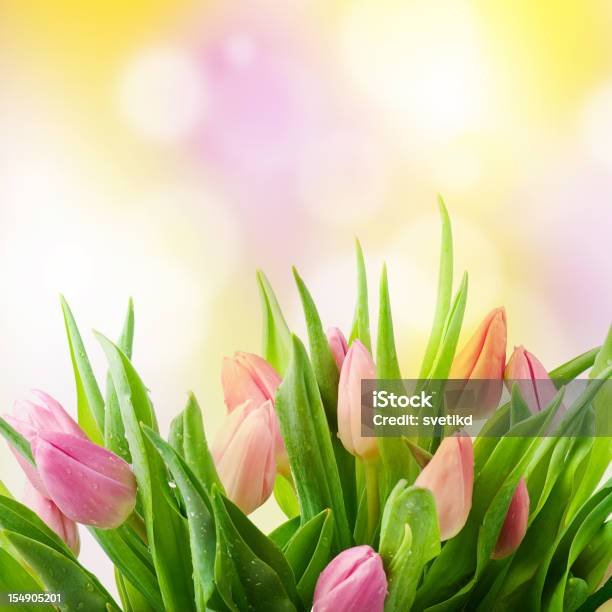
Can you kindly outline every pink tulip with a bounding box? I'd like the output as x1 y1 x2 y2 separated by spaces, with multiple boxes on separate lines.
4 392 87 498
450 308 507 418
326 327 348 371
337 341 378 460
504 346 557 413
211 400 276 515
221 352 281 412
23 483 80 556
221 352 288 473
492 478 529 559
313 545 387 612
33 431 137 529
415 433 474 540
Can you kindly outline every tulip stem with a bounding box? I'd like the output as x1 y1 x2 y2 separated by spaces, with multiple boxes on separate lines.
364 460 379 543
127 512 148 544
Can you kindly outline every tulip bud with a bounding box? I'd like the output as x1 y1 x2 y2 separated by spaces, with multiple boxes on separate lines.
211 400 276 515
221 352 288 473
23 483 80 556
313 545 387 612
326 327 348 371
337 341 378 460
4 392 87 498
33 431 137 529
221 352 281 413
492 478 529 559
504 346 557 413
415 433 473 540
450 308 507 418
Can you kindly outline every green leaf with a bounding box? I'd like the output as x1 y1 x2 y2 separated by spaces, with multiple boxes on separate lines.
90 525 163 611
0 417 35 465
0 548 51 612
96 333 194 612
380 482 440 611
105 298 135 463
275 335 352 550
543 480 612 611
402 438 432 469
292 267 340 426
212 489 300 612
3 531 120 611
549 346 600 385
576 577 612 611
0 494 74 559
348 239 371 352
419 196 454 380
274 474 300 519
427 271 469 381
60 296 105 444
572 521 612 593
257 270 292 375
268 517 301 549
284 509 334 608
376 265 417 501
509 384 532 427
115 568 156 612
169 393 223 495
143 426 217 611
0 480 12 498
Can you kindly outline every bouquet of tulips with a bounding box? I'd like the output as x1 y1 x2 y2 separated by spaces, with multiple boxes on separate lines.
1 201 610 612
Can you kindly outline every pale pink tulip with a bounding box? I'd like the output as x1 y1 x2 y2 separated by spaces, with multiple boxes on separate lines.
23 483 80 555
492 478 529 559
211 400 276 515
326 327 348 371
33 431 137 529
415 433 474 540
450 308 507 417
313 545 387 612
221 352 288 473
337 341 378 460
221 352 281 412
504 346 557 413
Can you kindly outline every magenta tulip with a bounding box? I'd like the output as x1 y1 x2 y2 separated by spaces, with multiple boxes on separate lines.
33 431 137 529
326 327 348 371
211 400 276 515
313 545 387 612
337 340 378 460
492 478 530 559
23 483 80 555
415 433 474 540
504 346 557 413
5 391 88 498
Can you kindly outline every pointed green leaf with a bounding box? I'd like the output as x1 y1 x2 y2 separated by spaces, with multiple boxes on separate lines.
510 384 532 427
60 296 104 443
212 489 300 611
143 426 216 611
268 517 301 549
105 298 135 463
419 196 454 380
284 509 334 607
95 333 194 612
169 393 223 495
275 335 352 550
292 267 340 426
257 270 292 375
348 239 371 351
3 531 120 611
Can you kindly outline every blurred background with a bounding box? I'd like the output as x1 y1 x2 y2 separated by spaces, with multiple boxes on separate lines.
1 0 611 593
